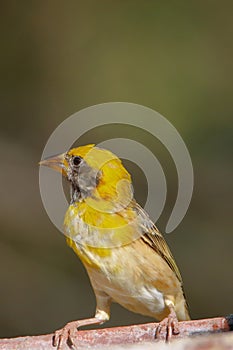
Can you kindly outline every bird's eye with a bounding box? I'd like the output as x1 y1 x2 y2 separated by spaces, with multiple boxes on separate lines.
73 156 82 166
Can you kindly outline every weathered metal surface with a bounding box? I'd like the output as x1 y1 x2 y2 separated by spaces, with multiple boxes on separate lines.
0 316 232 349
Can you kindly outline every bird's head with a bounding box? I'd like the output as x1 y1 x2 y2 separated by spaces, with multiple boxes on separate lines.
40 144 134 212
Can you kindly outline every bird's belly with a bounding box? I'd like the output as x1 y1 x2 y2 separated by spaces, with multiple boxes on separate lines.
111 284 166 318
88 267 166 319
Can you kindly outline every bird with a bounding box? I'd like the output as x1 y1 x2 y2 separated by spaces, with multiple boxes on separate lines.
40 144 190 349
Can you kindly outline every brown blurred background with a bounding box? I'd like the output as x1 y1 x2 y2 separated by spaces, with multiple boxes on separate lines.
0 1 232 338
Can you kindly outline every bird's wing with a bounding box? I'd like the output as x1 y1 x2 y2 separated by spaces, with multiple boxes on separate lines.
135 203 182 283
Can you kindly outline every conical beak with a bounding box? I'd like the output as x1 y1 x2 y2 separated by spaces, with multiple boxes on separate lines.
39 153 66 175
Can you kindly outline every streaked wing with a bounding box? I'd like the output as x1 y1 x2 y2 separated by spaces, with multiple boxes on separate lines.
136 203 182 283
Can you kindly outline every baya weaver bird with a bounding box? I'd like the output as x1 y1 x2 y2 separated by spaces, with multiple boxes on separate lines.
40 144 190 349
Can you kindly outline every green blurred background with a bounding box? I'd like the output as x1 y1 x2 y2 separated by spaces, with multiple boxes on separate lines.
1 1 232 338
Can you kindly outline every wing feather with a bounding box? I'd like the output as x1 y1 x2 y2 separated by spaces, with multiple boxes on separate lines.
135 203 182 283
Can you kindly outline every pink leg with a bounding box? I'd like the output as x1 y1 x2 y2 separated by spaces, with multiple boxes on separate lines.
156 304 180 342
53 317 104 350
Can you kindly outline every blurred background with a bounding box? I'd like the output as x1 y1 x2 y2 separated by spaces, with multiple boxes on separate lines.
0 1 232 338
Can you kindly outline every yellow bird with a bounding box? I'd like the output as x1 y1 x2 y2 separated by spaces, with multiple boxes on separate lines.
40 144 190 349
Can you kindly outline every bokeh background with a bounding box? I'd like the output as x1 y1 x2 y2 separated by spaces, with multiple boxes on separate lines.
1 1 232 338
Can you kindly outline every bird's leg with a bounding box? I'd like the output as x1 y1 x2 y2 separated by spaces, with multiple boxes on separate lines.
53 316 104 350
53 293 111 350
155 298 180 342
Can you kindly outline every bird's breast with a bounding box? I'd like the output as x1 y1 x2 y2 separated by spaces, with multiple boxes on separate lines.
63 202 145 250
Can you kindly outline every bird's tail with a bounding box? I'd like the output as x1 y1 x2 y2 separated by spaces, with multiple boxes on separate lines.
176 299 191 321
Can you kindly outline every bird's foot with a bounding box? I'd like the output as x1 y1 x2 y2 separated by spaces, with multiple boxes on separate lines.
53 317 102 350
155 309 180 342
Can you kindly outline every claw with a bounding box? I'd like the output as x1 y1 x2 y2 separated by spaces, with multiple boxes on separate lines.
53 321 78 349
155 309 180 342
52 317 103 349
